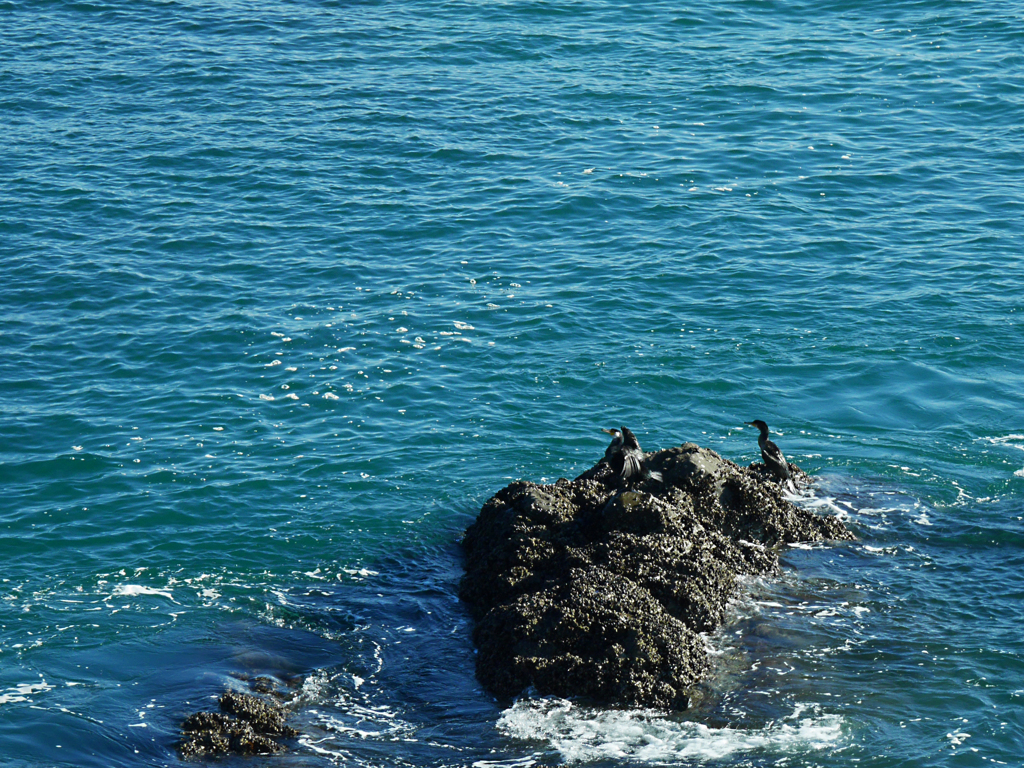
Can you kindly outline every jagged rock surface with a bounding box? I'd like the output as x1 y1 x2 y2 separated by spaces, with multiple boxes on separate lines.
460 443 852 709
178 690 297 758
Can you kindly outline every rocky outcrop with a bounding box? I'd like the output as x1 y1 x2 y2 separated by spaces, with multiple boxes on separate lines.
179 690 297 758
460 443 852 709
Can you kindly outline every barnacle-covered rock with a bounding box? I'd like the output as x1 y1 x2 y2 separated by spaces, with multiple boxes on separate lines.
178 690 297 758
460 442 852 709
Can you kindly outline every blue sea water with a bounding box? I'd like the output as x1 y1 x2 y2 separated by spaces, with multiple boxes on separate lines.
2 0 1023 765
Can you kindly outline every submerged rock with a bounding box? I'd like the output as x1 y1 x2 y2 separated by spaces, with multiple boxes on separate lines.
178 690 297 758
460 442 852 709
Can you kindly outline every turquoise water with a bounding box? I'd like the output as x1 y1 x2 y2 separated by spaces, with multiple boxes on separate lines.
2 0 1023 765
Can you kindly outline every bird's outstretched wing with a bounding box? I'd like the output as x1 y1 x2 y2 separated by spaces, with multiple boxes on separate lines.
621 453 643 479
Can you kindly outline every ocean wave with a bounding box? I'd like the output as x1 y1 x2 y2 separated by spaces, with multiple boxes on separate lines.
497 697 843 763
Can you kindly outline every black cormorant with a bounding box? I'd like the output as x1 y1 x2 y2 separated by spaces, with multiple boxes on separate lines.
602 428 624 464
745 420 791 484
601 426 663 483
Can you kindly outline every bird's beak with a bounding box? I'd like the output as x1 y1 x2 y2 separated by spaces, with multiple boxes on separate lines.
601 428 616 435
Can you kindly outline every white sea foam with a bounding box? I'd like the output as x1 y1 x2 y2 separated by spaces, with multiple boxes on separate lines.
497 698 843 763
980 434 1024 447
980 436 1024 477
340 568 379 579
112 584 176 601
790 485 861 523
0 680 56 705
308 702 409 741
473 758 538 768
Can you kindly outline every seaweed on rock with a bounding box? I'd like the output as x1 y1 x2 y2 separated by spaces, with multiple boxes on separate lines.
460 442 853 709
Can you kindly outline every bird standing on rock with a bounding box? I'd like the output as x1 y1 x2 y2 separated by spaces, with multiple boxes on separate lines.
601 426 663 483
745 419 792 484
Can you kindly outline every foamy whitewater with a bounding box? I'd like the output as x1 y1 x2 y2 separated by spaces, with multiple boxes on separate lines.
496 698 843 764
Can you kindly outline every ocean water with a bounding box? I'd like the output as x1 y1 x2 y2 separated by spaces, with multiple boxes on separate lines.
2 0 1023 765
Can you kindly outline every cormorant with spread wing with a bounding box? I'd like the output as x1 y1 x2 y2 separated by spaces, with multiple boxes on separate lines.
601 426 662 483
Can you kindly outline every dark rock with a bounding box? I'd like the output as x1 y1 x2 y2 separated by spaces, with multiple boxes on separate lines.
473 565 708 708
249 676 277 695
460 442 853 709
220 691 297 737
178 690 297 758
